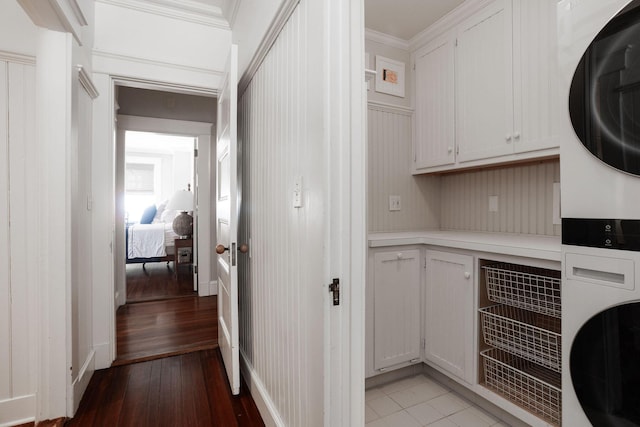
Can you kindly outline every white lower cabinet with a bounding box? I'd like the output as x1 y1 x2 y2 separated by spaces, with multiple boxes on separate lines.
424 250 475 383
372 249 422 372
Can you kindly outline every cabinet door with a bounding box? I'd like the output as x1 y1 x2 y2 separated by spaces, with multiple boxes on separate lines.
414 32 456 170
512 0 559 153
373 249 421 371
424 250 474 383
456 0 514 163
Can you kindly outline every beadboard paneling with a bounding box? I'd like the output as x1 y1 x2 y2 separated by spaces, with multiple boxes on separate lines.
440 160 560 236
237 1 324 425
368 104 440 232
0 59 37 423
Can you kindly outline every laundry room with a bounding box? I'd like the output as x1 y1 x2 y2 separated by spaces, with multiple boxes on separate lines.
363 1 640 426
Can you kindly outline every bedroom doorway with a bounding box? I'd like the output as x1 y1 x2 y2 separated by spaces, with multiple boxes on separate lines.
124 130 196 303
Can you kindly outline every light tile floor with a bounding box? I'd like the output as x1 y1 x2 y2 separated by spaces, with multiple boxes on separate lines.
365 374 509 427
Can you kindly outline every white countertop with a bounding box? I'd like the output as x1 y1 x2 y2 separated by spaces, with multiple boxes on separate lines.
368 230 561 262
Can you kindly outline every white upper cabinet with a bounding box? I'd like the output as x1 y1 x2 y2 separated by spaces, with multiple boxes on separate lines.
412 0 559 174
512 0 559 153
414 31 456 169
456 0 514 163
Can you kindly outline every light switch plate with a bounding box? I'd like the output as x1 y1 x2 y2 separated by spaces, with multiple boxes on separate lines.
389 195 401 211
293 176 303 208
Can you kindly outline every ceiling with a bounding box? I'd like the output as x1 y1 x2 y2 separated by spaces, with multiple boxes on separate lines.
365 0 465 41
186 0 223 7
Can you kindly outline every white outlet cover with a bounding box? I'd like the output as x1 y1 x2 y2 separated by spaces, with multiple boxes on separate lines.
389 195 401 211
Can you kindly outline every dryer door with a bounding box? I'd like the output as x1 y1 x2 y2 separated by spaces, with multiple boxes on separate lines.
571 302 640 425
569 2 640 176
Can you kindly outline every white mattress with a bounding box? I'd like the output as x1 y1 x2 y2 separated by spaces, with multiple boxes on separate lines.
128 222 178 258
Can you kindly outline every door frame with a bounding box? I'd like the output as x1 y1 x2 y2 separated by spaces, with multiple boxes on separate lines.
101 76 217 364
115 114 213 306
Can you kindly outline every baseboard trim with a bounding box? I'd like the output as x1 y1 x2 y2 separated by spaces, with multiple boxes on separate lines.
70 350 96 416
93 342 112 370
198 280 218 297
0 394 36 427
239 349 284 427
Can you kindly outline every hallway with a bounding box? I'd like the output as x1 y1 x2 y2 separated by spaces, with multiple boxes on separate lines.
67 349 264 426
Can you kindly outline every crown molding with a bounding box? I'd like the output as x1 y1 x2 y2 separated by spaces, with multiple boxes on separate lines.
365 28 409 51
409 0 492 51
0 51 36 66
222 0 241 29
77 65 100 99
96 0 230 29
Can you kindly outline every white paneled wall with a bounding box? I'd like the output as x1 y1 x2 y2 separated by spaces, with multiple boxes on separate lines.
238 0 324 425
440 160 561 236
368 104 440 232
0 57 38 425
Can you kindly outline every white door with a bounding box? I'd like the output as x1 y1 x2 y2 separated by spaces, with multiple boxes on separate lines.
373 249 421 371
192 138 199 292
216 44 240 395
424 250 474 383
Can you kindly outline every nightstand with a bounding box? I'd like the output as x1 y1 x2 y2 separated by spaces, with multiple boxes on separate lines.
174 238 193 278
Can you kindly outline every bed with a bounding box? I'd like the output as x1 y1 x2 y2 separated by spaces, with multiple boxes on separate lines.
126 202 180 265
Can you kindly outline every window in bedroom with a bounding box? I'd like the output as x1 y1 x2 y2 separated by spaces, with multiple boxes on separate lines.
124 130 195 224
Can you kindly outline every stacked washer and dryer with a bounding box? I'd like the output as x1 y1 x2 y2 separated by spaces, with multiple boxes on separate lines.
560 0 640 425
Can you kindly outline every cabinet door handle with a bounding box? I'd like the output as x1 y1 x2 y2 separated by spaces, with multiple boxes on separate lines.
505 134 512 142
464 272 471 279
397 253 403 260
514 132 521 139
447 146 453 153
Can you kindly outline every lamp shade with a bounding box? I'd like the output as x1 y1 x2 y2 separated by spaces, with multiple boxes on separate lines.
166 190 193 212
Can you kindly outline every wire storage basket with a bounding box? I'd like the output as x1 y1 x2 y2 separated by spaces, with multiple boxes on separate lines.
479 304 561 372
483 263 561 318
481 348 561 426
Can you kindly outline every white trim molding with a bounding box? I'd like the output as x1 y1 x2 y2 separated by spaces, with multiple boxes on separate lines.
0 394 36 427
365 28 410 51
95 0 230 29
238 0 300 96
221 0 241 29
409 0 493 51
93 49 222 92
18 0 87 43
77 65 99 99
240 349 284 427
0 51 35 66
367 100 414 116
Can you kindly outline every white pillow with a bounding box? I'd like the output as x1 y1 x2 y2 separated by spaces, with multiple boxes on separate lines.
152 199 169 223
160 208 179 223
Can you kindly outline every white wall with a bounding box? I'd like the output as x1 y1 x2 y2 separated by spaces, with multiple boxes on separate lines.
365 37 412 108
440 160 561 236
0 1 37 56
367 104 440 232
0 57 38 427
93 1 231 90
238 0 325 424
227 0 285 78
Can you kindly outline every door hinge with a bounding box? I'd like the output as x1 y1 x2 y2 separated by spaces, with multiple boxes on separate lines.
194 265 198 274
422 338 426 349
194 148 199 157
455 38 458 47
329 278 340 306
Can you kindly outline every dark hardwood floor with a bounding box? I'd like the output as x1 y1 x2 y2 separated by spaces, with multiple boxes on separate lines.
126 262 196 303
115 295 217 365
67 349 264 427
